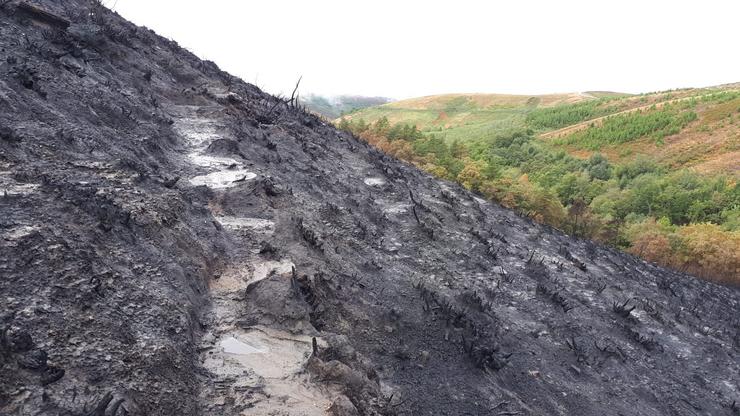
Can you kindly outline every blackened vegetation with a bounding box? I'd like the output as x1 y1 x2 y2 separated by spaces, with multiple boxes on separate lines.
414 280 510 372
16 2 70 29
537 280 576 312
656 274 678 296
409 190 435 239
593 338 627 363
612 298 637 319
559 244 588 271
460 290 492 313
469 226 501 260
295 216 323 250
0 325 65 387
290 267 328 331
626 328 662 352
565 336 590 364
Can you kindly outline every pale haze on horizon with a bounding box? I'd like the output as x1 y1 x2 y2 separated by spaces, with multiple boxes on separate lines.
110 0 740 99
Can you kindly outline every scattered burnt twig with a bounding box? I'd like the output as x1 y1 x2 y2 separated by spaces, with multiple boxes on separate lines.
526 249 536 264
290 266 302 299
491 401 510 410
108 399 124 416
85 392 113 416
594 338 626 362
559 245 587 271
288 76 302 108
627 328 662 352
408 189 419 206
462 333 511 372
500 271 515 285
460 290 492 313
414 282 508 372
411 205 421 224
490 228 508 244
536 282 575 313
727 400 739 415
411 206 434 239
565 336 590 363
295 217 323 250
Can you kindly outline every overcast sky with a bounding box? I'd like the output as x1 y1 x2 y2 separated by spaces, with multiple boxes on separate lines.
111 0 740 99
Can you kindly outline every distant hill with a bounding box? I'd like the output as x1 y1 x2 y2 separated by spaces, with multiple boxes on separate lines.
301 94 392 119
340 87 739 177
337 92 602 142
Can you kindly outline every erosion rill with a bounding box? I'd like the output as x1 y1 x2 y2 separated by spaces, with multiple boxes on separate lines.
1 2 738 415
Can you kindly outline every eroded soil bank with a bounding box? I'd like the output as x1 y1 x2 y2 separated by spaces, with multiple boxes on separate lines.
1 2 739 415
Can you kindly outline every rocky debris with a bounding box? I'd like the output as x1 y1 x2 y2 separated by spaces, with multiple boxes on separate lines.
329 395 360 416
0 1 739 416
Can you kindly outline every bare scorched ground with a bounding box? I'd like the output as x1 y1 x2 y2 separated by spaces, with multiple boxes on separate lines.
1 2 739 415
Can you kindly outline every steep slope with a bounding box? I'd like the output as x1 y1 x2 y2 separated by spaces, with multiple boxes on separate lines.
335 88 739 284
1 2 739 416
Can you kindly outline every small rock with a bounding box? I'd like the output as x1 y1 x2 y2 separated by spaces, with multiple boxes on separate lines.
328 395 358 416
18 349 48 370
40 366 65 385
7 327 33 352
419 350 430 364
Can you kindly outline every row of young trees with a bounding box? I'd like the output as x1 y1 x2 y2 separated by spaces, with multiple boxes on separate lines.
526 99 619 129
338 116 740 285
559 105 698 149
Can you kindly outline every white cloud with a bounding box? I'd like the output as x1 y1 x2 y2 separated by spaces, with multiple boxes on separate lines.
111 0 740 99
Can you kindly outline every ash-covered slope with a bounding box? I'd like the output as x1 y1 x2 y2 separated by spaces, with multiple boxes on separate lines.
1 2 738 415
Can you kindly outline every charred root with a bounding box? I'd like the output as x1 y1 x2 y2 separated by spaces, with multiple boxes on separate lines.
295 217 323 250
627 328 662 352
536 282 575 313
612 298 636 318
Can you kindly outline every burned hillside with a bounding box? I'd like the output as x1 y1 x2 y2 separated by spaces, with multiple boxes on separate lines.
1 2 739 415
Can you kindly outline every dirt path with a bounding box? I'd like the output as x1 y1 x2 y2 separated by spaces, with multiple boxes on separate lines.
539 94 708 139
169 102 334 415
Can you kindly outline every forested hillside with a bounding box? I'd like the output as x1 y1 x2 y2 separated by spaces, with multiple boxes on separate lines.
338 88 740 284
